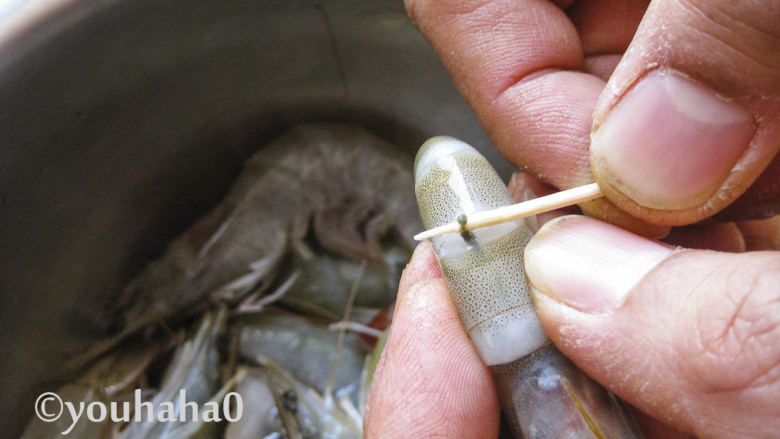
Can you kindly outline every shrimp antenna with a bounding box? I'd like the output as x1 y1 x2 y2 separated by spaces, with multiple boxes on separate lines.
414 183 604 240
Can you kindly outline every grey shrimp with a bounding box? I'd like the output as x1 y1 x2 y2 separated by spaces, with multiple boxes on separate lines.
70 124 420 367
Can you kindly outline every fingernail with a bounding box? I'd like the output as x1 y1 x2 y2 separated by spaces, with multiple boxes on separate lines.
524 216 673 313
397 241 442 307
591 70 755 210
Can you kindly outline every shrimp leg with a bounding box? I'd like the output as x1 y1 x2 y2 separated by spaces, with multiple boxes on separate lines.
414 137 642 438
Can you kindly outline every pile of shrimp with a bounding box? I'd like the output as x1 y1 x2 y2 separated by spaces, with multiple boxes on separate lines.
23 124 421 438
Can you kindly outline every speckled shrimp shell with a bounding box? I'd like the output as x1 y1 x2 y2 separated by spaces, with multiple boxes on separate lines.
415 137 547 365
415 137 642 438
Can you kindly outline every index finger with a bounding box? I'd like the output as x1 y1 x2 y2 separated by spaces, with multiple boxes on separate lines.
405 0 594 186
405 0 667 237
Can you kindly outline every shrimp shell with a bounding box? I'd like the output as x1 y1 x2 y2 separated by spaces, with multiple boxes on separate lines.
415 137 642 438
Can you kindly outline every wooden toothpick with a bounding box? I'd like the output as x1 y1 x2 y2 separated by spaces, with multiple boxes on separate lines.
414 183 604 241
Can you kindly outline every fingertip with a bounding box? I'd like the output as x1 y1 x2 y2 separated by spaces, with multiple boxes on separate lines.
531 243 780 438
591 70 755 223
525 215 672 313
589 1 780 225
397 241 442 303
366 277 499 438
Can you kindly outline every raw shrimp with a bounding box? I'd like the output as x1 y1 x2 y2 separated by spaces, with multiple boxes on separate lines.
120 307 235 439
73 124 420 366
229 358 363 439
225 309 382 438
415 137 642 438
22 339 169 438
120 123 419 321
40 124 415 438
223 367 283 439
234 309 367 405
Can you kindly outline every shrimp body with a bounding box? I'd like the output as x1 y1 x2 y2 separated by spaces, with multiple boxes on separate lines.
415 138 547 365
69 125 420 367
415 137 641 438
121 124 420 323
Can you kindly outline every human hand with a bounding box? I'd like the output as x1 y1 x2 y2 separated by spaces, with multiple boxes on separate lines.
366 1 780 437
365 223 779 438
404 0 779 235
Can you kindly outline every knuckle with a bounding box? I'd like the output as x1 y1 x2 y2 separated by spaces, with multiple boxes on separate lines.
690 254 780 393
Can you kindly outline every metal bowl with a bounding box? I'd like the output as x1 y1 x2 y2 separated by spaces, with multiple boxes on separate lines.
0 0 511 434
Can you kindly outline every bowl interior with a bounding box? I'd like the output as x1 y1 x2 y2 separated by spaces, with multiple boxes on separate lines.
0 0 514 434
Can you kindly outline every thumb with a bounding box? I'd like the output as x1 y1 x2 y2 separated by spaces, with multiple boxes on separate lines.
590 0 780 226
525 215 780 438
